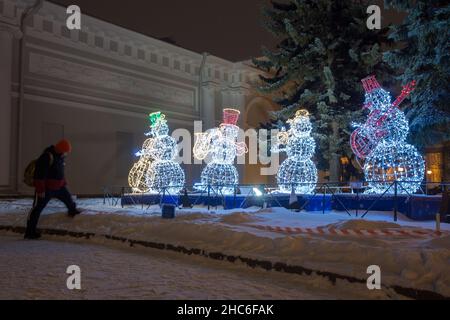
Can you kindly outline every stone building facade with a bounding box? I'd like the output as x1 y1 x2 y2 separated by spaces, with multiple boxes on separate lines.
0 0 281 195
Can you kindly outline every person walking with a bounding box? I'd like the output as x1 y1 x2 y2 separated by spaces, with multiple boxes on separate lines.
24 139 81 239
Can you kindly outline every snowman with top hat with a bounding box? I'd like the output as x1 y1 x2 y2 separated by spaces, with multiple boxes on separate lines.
129 111 185 194
193 108 248 194
272 109 318 194
350 75 424 194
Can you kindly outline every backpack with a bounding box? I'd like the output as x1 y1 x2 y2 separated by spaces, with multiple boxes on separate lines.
23 152 54 187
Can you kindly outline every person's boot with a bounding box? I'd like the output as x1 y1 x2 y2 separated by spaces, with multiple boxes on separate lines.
24 230 41 240
68 208 82 217
24 219 41 239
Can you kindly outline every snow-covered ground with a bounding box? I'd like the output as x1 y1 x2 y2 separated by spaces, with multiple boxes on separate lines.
0 234 395 299
0 198 449 298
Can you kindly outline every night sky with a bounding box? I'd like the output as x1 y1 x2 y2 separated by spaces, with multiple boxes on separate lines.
49 0 403 62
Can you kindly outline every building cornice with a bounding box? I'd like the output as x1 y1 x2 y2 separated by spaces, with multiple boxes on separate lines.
0 21 23 38
5 0 263 89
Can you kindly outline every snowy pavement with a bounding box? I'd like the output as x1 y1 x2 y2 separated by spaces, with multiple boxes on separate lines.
0 234 393 299
0 198 449 298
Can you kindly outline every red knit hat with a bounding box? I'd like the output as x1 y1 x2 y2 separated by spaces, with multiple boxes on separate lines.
55 139 72 154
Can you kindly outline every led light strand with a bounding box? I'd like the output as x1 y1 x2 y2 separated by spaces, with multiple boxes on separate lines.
128 112 185 194
193 108 247 195
272 109 318 194
351 76 424 194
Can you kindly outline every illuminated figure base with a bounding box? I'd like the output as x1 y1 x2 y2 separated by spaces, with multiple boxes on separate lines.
146 160 185 194
201 162 238 195
277 159 318 194
364 141 424 194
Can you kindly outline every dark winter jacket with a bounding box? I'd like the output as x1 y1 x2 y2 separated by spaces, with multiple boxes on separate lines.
33 146 67 193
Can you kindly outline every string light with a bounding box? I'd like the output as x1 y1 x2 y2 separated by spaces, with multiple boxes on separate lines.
351 76 424 194
364 141 424 193
272 109 318 194
193 108 247 194
128 154 152 193
128 112 185 194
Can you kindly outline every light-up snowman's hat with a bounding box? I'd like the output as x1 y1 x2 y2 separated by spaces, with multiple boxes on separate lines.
287 109 312 136
361 75 382 93
220 108 241 138
148 111 169 136
361 75 392 111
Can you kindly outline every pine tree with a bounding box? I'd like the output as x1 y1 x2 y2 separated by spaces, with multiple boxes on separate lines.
253 0 392 172
383 0 450 147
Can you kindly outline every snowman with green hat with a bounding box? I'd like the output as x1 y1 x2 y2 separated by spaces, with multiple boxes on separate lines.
128 111 185 194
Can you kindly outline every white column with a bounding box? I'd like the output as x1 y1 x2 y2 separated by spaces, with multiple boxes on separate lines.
231 88 249 184
0 24 21 187
201 84 216 129
221 88 232 108
233 88 248 128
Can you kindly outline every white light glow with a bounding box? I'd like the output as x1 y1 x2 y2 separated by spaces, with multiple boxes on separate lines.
272 109 318 194
193 108 247 195
253 187 263 197
351 76 425 194
128 112 185 194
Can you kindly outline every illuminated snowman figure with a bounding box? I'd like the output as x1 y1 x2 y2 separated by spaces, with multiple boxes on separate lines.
193 108 247 194
272 109 318 194
351 76 424 194
128 112 184 194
